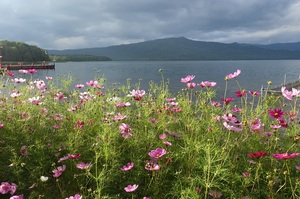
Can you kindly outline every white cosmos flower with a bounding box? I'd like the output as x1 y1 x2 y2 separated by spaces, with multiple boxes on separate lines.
40 176 49 182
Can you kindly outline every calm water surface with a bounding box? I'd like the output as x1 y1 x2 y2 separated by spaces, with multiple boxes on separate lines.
35 60 300 97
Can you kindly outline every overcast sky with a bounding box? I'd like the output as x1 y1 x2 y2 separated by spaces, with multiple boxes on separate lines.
1 0 300 50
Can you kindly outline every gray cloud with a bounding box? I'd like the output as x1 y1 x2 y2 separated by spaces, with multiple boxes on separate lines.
0 0 299 49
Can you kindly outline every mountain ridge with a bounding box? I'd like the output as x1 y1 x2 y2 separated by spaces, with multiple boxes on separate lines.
48 37 300 61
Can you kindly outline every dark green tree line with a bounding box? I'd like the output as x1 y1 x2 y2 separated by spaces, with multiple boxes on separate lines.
0 40 50 62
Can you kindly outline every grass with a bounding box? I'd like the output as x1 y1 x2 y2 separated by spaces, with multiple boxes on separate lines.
0 68 299 199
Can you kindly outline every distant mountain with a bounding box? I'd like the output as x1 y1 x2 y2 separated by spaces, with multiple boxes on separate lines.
48 37 300 61
254 42 300 51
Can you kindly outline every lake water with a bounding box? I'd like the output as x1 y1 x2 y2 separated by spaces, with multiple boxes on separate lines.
32 60 300 98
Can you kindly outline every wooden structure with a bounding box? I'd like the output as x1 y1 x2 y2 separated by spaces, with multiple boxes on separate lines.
262 74 300 94
2 63 55 70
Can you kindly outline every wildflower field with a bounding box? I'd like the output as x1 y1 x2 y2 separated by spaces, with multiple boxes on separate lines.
0 68 299 199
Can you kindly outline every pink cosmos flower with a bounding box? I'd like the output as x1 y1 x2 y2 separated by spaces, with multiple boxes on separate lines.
10 195 24 199
231 107 242 112
77 162 92 170
0 122 4 128
223 122 242 132
28 96 43 105
222 113 238 124
65 194 82 199
52 124 60 129
148 148 167 159
120 162 134 171
250 118 264 133
34 80 46 90
209 190 222 198
181 75 195 83
75 84 84 88
54 92 67 101
115 102 131 107
46 76 53 80
10 92 21 98
163 141 172 146
52 165 66 177
129 89 146 101
270 124 281 129
12 78 26 83
226 69 241 80
281 86 293 100
113 113 128 121
119 123 133 138
211 101 221 107
269 108 284 118
166 97 176 102
124 184 138 192
159 133 167 140
145 161 160 171
86 80 103 89
272 152 299 160
10 183 17 195
291 88 300 97
198 81 217 88
19 69 28 74
249 91 260 96
296 165 300 170
281 86 300 100
186 82 196 89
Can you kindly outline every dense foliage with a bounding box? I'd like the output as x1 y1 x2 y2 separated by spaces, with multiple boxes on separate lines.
0 68 299 199
0 40 50 62
50 54 112 62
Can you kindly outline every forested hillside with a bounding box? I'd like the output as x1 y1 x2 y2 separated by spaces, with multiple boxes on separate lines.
48 37 300 61
0 40 49 62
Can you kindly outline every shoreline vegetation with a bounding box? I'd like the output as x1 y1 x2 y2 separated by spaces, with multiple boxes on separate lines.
0 68 299 198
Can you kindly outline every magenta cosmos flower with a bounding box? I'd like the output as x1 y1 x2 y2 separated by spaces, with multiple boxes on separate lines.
248 152 267 158
235 90 246 97
124 184 138 192
148 148 167 159
225 69 241 80
269 108 284 118
273 152 299 160
221 97 234 105
28 69 37 74
129 89 146 101
181 75 195 83
120 162 134 171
